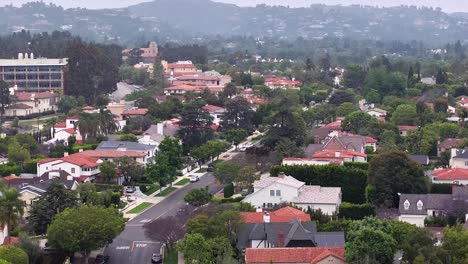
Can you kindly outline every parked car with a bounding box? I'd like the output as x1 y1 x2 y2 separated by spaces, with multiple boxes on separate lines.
190 175 200 183
95 254 110 264
241 189 250 197
151 253 163 264
124 186 136 193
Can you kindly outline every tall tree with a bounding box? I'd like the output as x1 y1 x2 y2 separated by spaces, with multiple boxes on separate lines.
47 206 125 264
224 129 249 150
99 161 117 183
116 157 144 184
367 151 428 207
0 187 24 245
177 100 214 149
28 182 79 234
144 216 184 251
221 97 255 132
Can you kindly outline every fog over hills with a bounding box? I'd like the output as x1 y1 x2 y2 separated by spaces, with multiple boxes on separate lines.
1 0 468 45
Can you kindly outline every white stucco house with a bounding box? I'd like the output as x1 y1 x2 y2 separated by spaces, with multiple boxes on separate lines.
202 104 225 126
366 108 387 118
243 173 342 215
48 116 83 145
4 88 60 118
450 148 468 169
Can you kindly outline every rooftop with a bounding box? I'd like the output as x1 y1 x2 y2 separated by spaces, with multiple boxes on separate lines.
15 91 59 101
241 207 311 223
432 168 468 181
293 185 342 205
0 58 68 66
253 174 305 190
97 141 154 152
245 247 345 264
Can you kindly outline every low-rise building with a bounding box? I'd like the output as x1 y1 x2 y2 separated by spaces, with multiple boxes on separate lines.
4 88 60 118
162 60 201 76
398 185 468 227
366 107 387 118
237 218 345 250
96 141 157 161
243 173 342 214
245 247 346 264
450 148 468 169
265 77 302 89
49 116 83 145
398 126 418 137
431 168 468 185
202 104 225 126
138 120 180 148
240 207 311 223
437 138 464 157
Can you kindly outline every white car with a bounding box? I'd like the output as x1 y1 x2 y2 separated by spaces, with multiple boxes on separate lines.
190 175 200 183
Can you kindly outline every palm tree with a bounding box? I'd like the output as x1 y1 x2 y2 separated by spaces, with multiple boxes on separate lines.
77 112 98 143
0 187 24 245
98 109 117 136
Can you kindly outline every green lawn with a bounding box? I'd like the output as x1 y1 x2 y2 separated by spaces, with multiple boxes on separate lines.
174 178 190 186
156 187 177 197
195 168 208 173
127 202 153 214
164 249 178 264
143 185 160 196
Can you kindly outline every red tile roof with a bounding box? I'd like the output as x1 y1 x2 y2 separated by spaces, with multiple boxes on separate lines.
122 108 149 116
245 247 345 264
432 168 468 181
3 175 20 181
15 91 58 101
312 149 367 159
164 84 205 92
67 116 80 120
399 126 418 131
63 128 76 135
323 120 342 130
177 75 220 81
38 154 100 168
241 207 311 223
82 106 95 110
438 138 464 149
54 121 67 128
9 103 33 109
202 104 225 112
265 77 302 87
2 236 19 246
459 98 468 104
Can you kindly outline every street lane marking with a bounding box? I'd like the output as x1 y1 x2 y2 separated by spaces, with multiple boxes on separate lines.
116 246 130 250
140 219 151 223
131 241 160 252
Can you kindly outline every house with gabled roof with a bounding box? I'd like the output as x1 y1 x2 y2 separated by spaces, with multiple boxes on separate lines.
398 185 468 227
437 138 464 157
450 147 468 169
237 218 345 252
245 247 346 264
431 168 468 185
241 207 311 223
243 173 341 214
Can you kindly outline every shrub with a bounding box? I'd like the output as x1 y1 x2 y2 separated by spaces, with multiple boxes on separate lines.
271 164 367 204
93 184 123 193
430 184 452 194
343 162 369 171
0 163 21 176
23 160 39 174
339 202 376 220
425 215 449 227
139 185 148 193
0 246 28 264
111 192 121 206
213 197 244 204
224 183 234 198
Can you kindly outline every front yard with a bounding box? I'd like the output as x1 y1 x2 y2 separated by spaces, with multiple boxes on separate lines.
156 187 177 197
127 202 153 214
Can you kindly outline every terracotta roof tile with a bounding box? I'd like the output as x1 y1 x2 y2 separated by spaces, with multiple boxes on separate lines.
202 104 225 112
15 91 58 101
80 150 146 158
122 108 149 116
241 207 310 223
9 103 33 109
245 247 345 264
399 125 418 131
432 168 468 181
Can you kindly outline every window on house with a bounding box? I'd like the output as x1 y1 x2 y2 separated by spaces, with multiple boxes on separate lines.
404 200 410 210
276 190 281 196
267 203 273 208
71 168 75 174
270 190 275 196
417 200 424 210
465 161 468 167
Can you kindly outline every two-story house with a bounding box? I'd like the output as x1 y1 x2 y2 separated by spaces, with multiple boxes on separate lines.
243 173 342 215
37 153 101 183
48 116 83 145
5 89 60 118
450 148 468 169
96 141 157 163
201 104 226 126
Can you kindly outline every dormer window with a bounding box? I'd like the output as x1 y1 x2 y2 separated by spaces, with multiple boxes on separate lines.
404 200 410 210
417 200 424 210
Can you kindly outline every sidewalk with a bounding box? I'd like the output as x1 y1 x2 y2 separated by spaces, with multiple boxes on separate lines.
120 134 261 219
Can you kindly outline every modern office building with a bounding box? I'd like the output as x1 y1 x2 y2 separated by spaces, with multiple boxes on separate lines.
0 53 68 91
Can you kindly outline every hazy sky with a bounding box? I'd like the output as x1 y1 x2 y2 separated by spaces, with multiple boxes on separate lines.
0 0 466 12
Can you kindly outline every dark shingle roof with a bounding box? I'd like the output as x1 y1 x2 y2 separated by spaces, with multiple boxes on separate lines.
454 148 468 159
409 155 429 166
399 194 452 215
237 219 344 250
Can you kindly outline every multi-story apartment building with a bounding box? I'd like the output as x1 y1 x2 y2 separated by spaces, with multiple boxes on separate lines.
0 53 68 91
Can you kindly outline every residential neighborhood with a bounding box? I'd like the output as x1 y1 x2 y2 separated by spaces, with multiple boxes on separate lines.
0 1 468 264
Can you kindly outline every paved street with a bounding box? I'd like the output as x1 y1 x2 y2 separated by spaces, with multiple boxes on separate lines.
112 82 141 102
104 173 221 264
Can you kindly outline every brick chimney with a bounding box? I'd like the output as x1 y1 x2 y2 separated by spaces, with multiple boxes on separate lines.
314 135 320 144
277 229 284 247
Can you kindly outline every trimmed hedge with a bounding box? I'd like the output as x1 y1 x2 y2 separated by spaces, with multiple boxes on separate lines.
338 202 376 220
271 164 367 204
0 163 21 176
224 183 234 198
94 183 123 193
71 143 98 153
430 183 452 194
343 162 369 171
